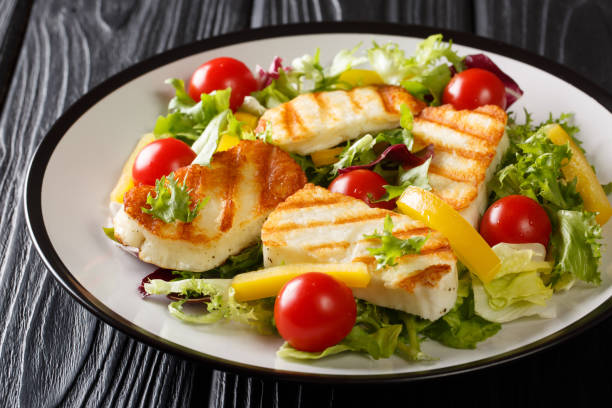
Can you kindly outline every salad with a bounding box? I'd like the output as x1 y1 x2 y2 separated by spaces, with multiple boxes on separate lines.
105 35 612 362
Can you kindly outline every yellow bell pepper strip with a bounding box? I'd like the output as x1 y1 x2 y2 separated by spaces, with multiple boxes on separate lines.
217 112 260 152
338 69 385 87
216 134 240 152
397 186 501 283
231 262 370 302
311 147 345 166
109 133 156 203
234 111 259 130
544 124 612 225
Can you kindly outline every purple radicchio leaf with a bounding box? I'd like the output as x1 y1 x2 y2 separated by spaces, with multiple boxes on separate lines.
338 144 434 175
256 56 290 89
452 54 524 108
139 268 175 297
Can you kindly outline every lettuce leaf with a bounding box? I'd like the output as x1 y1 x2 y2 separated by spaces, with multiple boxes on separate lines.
490 113 603 285
141 175 207 223
364 215 428 269
331 134 377 176
549 210 602 285
145 278 275 334
208 242 263 279
423 267 501 349
472 243 555 323
154 79 231 145
367 34 463 103
277 299 430 361
380 157 431 201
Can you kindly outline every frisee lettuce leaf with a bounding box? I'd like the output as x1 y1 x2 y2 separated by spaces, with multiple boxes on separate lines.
490 112 603 285
251 68 298 109
367 34 463 104
145 278 275 335
364 215 428 269
141 174 208 223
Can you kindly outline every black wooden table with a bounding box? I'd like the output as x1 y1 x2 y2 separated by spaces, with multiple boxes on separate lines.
2 1 611 406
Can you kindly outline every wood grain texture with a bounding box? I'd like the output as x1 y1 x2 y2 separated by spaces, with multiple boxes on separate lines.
0 0 32 114
474 0 612 92
1 0 612 407
0 0 249 406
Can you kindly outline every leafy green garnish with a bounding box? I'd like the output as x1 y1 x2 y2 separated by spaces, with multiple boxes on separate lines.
424 266 501 349
490 112 603 285
209 242 264 279
549 210 602 285
367 34 463 104
289 153 333 186
145 279 276 335
251 68 298 109
154 79 231 145
364 215 428 269
141 175 208 223
277 299 431 361
331 134 376 176
102 227 118 242
377 158 432 202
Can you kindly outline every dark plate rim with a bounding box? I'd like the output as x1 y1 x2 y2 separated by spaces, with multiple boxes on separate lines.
24 21 612 384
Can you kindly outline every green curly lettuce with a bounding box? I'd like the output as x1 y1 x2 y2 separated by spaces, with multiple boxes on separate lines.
141 175 208 223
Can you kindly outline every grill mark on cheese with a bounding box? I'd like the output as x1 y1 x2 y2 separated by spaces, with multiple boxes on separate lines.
304 241 351 251
219 145 242 232
277 195 352 210
419 105 505 144
376 85 394 115
257 144 274 211
398 264 452 293
347 88 364 113
429 164 479 184
262 212 390 233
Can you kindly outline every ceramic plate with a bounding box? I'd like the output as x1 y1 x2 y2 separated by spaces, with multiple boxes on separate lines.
24 23 612 382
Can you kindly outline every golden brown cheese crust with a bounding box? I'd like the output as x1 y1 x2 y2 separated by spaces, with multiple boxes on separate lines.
122 140 307 243
262 183 454 272
254 85 427 154
413 104 508 211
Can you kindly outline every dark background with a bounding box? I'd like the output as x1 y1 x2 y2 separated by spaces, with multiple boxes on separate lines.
1 0 611 406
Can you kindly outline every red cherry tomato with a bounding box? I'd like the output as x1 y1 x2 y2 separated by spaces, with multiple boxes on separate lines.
132 138 196 186
442 68 506 110
328 169 396 210
479 195 552 247
274 272 356 352
188 57 258 111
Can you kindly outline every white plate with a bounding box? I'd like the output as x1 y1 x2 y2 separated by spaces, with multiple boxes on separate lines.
24 23 612 382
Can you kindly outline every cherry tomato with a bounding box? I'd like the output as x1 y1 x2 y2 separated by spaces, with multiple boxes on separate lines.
274 272 356 352
479 195 552 247
188 57 258 111
132 138 196 186
442 68 506 110
328 169 396 210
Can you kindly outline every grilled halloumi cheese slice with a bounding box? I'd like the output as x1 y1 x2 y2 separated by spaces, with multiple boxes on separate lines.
413 104 509 227
261 184 458 321
254 85 426 155
113 140 306 272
